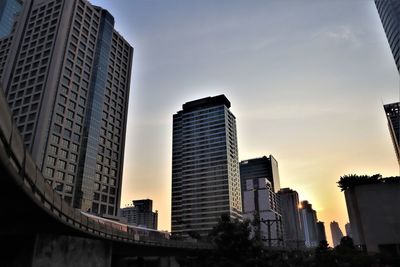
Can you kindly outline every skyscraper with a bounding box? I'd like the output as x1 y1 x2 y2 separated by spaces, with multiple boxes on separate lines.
277 187 304 249
316 221 327 243
383 102 400 166
171 95 242 237
330 221 344 247
0 0 133 216
375 0 400 73
299 200 319 248
240 155 280 193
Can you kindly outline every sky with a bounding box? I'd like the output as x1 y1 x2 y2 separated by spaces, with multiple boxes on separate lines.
91 0 399 246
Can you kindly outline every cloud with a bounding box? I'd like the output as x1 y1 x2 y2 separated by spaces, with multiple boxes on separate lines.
316 25 362 47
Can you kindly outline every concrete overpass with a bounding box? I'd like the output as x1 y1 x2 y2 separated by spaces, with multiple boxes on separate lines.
0 88 211 266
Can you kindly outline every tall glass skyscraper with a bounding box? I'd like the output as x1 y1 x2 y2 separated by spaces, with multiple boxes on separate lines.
171 95 242 237
0 0 133 216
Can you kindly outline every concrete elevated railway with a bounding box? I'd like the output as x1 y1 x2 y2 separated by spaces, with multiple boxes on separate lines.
0 87 211 266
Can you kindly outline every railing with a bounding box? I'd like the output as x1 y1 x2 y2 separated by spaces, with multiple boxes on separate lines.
0 88 211 250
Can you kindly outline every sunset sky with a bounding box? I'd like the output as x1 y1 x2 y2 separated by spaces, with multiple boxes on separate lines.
91 0 399 245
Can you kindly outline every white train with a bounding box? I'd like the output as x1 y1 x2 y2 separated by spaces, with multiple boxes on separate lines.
81 211 170 241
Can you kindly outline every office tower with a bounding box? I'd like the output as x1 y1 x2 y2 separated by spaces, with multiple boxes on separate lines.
316 221 327 242
375 0 400 73
243 178 283 247
383 103 400 166
120 199 158 230
0 0 133 216
330 221 344 247
299 200 319 248
240 155 280 194
277 188 304 249
0 0 22 38
345 222 352 238
171 95 242 237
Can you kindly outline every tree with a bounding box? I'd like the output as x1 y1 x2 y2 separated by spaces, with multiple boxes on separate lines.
314 240 337 267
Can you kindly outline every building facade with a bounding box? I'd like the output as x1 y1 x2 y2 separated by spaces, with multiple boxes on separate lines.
344 182 400 254
120 199 158 230
0 0 133 216
171 95 242 237
383 102 400 167
299 200 319 248
240 155 280 194
277 187 304 249
243 178 283 247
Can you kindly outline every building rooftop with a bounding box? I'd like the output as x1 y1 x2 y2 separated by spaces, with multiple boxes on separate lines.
182 94 231 111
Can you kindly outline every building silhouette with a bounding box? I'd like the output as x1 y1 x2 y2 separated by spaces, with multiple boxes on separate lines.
0 0 133 216
344 181 400 254
299 200 319 248
171 95 242 237
277 187 304 249
330 221 344 247
120 199 158 230
383 103 400 167
243 178 283 247
240 155 280 193
316 221 327 243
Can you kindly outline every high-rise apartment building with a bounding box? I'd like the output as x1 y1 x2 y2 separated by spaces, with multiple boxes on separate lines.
330 221 344 247
243 178 283 247
316 221 327 243
277 188 304 249
375 0 400 73
299 200 319 248
120 199 158 230
171 95 242 237
383 102 400 166
0 0 133 216
240 155 280 193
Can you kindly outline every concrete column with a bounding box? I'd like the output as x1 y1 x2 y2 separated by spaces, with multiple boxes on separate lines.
158 257 180 267
31 233 112 267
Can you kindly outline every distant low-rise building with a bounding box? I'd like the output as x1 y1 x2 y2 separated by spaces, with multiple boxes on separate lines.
120 199 158 230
